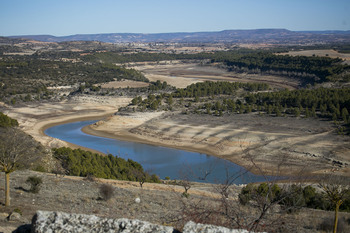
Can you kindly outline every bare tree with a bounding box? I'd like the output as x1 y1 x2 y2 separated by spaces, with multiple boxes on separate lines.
319 174 350 233
0 128 44 206
133 169 150 188
178 165 196 197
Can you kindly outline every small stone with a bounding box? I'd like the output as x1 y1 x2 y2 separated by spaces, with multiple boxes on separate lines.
8 212 21 221
135 197 141 203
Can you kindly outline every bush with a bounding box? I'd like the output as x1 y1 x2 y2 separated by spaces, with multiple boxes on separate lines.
99 184 114 201
0 112 19 127
26 176 43 193
239 183 254 205
181 192 190 198
33 165 47 173
13 208 22 215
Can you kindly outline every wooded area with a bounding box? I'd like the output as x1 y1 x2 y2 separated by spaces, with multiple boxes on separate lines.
53 147 160 183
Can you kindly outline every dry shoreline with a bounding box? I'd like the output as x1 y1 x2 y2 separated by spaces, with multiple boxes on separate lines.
82 123 222 159
2 96 132 155
81 123 271 177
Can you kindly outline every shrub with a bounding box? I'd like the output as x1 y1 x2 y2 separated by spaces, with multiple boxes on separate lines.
239 183 254 205
13 208 22 215
33 165 47 173
26 176 43 193
99 184 114 201
181 192 190 198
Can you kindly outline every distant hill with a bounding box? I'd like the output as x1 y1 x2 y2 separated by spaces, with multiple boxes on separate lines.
8 29 350 44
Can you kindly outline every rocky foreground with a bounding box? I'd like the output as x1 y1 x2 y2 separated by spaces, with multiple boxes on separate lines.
31 211 254 233
1 170 349 233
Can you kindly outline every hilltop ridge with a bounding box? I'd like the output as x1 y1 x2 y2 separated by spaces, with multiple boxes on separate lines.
9 29 350 44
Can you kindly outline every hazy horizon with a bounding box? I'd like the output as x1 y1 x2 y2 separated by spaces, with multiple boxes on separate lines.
1 0 349 37
6 28 350 38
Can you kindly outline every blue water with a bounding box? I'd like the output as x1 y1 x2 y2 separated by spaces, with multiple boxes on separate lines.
45 120 272 184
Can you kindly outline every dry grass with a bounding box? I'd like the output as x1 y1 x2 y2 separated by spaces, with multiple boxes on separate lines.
280 49 350 61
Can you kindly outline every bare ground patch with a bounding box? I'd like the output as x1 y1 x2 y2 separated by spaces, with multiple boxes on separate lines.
99 79 149 89
280 49 350 61
132 63 301 89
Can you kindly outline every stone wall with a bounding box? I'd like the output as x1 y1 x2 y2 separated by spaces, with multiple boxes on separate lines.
31 211 256 233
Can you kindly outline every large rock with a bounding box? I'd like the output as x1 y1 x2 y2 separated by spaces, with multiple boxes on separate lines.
31 211 263 233
31 211 174 233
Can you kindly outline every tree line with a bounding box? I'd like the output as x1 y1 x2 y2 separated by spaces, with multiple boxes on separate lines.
128 81 350 132
82 50 350 84
173 81 269 98
53 147 160 183
129 81 270 111
210 51 350 84
203 88 350 123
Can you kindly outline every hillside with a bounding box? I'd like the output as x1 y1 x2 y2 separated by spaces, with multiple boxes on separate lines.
1 170 350 233
9 29 350 44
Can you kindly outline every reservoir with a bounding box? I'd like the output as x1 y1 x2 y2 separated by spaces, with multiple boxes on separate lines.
45 120 270 184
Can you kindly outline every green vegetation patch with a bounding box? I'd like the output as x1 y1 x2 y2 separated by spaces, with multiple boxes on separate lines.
0 112 18 127
0 56 147 99
53 147 160 183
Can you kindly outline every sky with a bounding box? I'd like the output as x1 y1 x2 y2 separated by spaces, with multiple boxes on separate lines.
1 0 349 36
